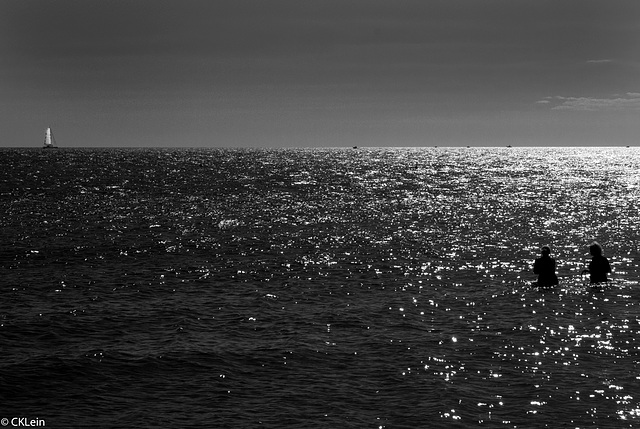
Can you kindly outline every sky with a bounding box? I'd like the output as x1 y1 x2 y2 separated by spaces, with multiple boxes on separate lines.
1 0 639 147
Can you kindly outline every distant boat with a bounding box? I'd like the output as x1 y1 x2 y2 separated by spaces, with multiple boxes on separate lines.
43 127 57 149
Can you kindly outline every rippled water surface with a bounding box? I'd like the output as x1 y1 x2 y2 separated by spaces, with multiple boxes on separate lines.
1 147 640 428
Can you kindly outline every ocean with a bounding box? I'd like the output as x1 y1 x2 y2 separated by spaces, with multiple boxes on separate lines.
1 147 639 428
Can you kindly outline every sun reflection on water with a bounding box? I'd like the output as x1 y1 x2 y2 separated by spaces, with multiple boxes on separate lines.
352 148 640 425
3 147 640 427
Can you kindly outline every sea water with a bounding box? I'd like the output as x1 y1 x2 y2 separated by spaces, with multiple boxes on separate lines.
1 147 639 428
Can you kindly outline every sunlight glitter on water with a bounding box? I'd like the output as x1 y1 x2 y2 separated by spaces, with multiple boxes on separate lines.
2 147 640 428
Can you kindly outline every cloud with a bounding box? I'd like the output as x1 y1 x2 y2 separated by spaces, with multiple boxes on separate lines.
586 59 613 64
536 93 640 111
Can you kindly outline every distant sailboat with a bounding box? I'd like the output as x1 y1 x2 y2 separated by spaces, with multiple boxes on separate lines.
43 127 57 149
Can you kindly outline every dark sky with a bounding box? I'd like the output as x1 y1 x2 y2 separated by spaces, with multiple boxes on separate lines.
2 0 639 147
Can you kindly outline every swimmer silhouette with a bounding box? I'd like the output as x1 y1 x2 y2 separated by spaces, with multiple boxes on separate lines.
533 245 559 287
582 242 612 284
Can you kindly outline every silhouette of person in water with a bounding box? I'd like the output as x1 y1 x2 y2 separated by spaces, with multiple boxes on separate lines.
533 246 559 287
583 241 612 284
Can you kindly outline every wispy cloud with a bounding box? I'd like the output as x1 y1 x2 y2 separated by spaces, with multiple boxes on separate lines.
537 93 640 111
586 59 613 64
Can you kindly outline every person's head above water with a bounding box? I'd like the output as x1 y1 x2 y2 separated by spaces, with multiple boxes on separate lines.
590 242 603 256
541 246 551 255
